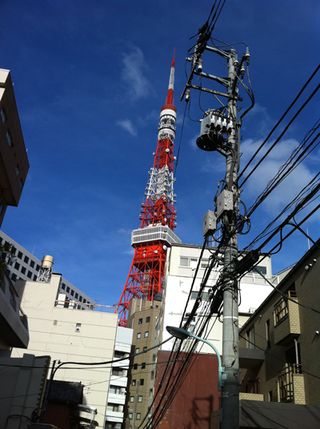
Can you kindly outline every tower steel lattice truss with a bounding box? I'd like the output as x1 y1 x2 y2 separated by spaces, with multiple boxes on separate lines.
117 54 180 326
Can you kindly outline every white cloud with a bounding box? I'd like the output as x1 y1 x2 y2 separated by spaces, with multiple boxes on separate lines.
121 46 151 99
243 103 274 137
117 119 137 136
241 138 314 213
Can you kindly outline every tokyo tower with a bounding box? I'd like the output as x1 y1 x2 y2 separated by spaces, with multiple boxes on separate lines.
117 53 181 326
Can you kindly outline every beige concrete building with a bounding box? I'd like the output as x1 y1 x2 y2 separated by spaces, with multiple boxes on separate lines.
239 240 320 405
0 69 29 225
12 272 119 428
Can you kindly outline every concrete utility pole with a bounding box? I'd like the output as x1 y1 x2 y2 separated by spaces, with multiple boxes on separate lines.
182 36 251 428
221 48 240 429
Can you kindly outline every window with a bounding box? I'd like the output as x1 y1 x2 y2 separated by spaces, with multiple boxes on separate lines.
191 291 198 300
11 273 17 281
21 266 26 274
152 354 156 363
132 379 136 386
136 413 141 420
24 255 29 264
245 328 254 349
33 274 37 281
130 396 134 402
274 298 288 325
146 316 150 323
18 251 23 259
143 346 147 352
201 259 208 268
30 260 35 268
141 362 146 369
137 332 141 339
139 379 144 386
75 323 81 332
144 331 149 338
27 271 32 279
151 371 155 380
128 413 133 420
265 319 270 347
36 264 40 271
5 131 13 147
190 258 198 269
180 256 189 267
133 363 138 370
66 286 70 293
75 293 79 299
138 395 143 402
135 347 140 353
0 108 6 123
255 265 267 275
79 296 83 302
70 290 74 296
138 318 143 325
61 283 66 290
14 262 20 270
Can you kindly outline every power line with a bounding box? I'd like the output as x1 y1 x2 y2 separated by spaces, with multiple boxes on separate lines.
238 63 320 183
246 121 320 218
0 337 172 371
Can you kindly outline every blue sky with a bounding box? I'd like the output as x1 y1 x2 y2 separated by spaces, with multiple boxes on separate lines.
1 0 319 305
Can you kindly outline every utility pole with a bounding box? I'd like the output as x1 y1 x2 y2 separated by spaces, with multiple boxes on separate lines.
221 48 240 429
182 30 251 428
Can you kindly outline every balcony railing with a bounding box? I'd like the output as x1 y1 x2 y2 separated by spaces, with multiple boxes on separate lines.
278 363 303 403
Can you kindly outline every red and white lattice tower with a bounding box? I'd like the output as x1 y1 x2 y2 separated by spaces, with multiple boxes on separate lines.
117 53 181 326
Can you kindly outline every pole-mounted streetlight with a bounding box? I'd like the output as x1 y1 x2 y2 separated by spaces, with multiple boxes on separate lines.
166 325 224 388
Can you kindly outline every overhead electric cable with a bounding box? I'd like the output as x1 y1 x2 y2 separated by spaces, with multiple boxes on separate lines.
240 80 320 188
238 63 320 183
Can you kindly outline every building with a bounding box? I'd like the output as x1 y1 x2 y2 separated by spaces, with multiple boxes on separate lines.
0 354 50 429
239 240 320 405
11 271 119 428
123 243 275 428
155 351 220 429
0 68 29 225
162 243 274 354
106 327 133 429
0 230 95 309
124 298 163 428
0 248 29 352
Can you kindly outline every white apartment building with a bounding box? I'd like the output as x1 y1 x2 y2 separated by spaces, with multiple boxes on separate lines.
161 243 274 354
11 272 121 428
106 327 133 429
0 230 95 309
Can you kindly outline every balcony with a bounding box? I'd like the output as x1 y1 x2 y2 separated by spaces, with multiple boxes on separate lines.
0 272 29 348
240 392 264 401
274 294 300 346
278 363 306 404
239 347 264 370
108 392 126 405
